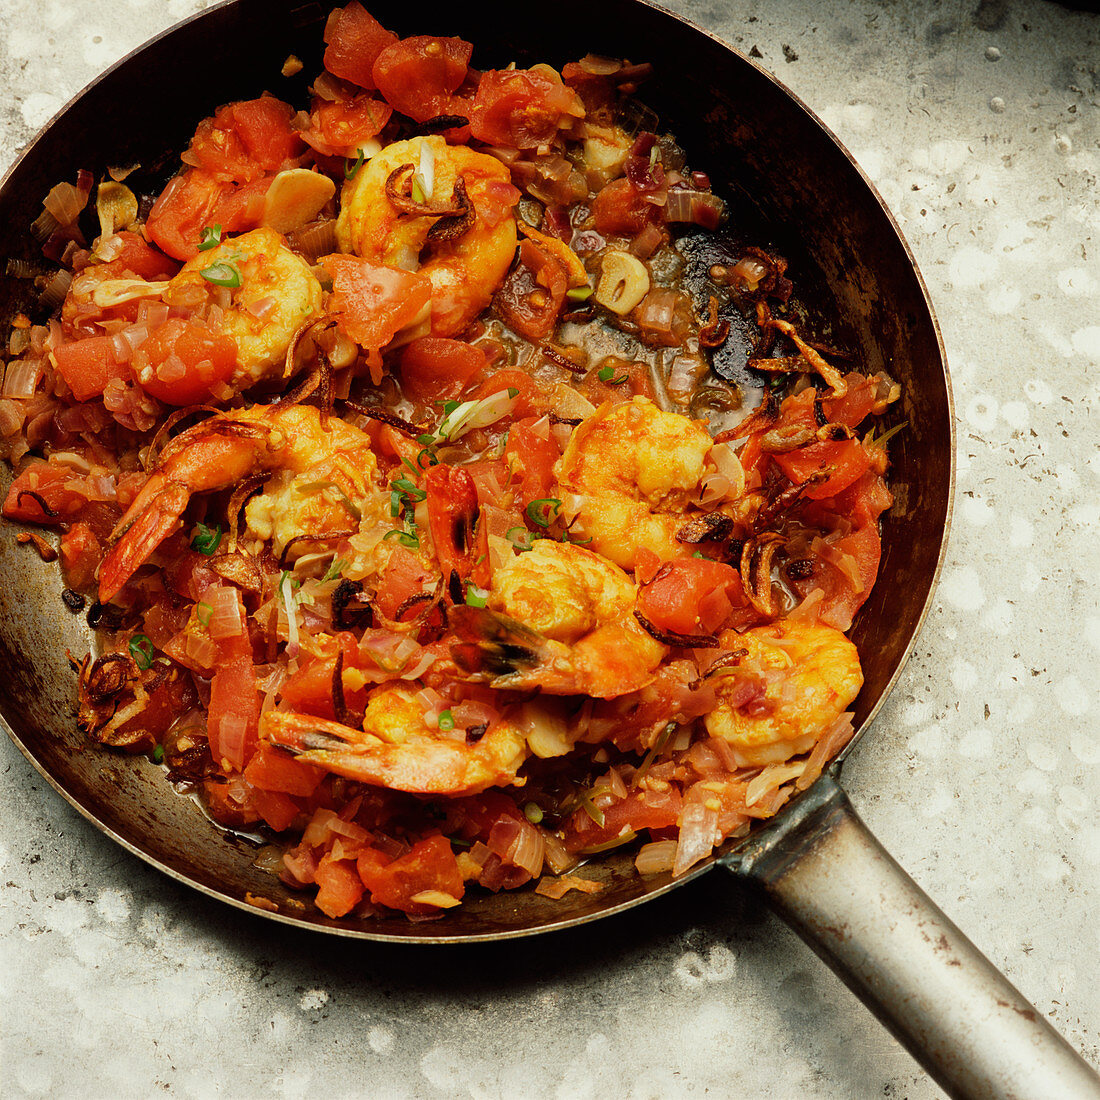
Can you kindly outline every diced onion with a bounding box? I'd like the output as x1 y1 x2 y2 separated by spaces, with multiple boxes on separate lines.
672 803 718 876
745 762 805 807
635 839 678 875
0 398 26 436
1 360 44 399
542 832 577 875
207 588 245 639
507 822 546 877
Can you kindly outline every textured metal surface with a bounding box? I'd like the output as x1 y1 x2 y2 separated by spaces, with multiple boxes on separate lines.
0 0 950 941
729 775 1100 1099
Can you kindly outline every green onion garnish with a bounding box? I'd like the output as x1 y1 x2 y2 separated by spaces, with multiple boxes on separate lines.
524 802 544 825
465 584 489 608
566 285 593 302
411 175 428 205
383 529 420 549
322 558 348 583
344 149 366 179
198 224 222 251
200 261 241 288
152 745 165 765
128 633 155 670
190 521 222 556
416 447 438 470
438 709 455 732
195 601 213 628
579 788 606 828
598 365 628 385
526 498 561 528
506 526 538 552
393 477 427 503
416 433 437 447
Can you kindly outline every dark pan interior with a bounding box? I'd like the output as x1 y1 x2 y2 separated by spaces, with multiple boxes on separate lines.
0 0 952 941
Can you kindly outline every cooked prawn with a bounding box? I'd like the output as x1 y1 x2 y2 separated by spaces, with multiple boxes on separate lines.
336 136 518 337
263 683 529 796
556 396 723 570
98 404 386 601
162 227 324 388
704 619 862 767
451 540 666 698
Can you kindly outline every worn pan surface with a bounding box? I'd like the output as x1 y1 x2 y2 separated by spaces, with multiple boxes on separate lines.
11 3 1099 1095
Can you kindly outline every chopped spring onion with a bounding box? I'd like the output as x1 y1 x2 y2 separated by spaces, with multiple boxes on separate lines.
392 477 426 503
322 558 348 583
281 571 300 656
416 446 438 469
200 261 241 288
526 498 561 528
633 721 678 787
524 802 544 825
128 633 155 670
197 224 222 251
383 529 420 549
867 419 907 450
437 709 455 732
465 584 489 608
578 788 606 828
561 531 593 546
416 432 437 446
410 175 428 205
195 601 213 628
152 744 165 765
506 526 539 551
431 387 519 444
597 365 628 384
419 140 436 198
300 479 362 522
344 149 366 179
190 521 222 555
692 550 714 560
566 285 593 302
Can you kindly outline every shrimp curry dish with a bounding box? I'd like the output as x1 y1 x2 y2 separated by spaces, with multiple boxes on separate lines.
0 5 900 920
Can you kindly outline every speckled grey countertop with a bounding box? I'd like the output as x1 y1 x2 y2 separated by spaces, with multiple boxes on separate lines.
1 1 1098 1097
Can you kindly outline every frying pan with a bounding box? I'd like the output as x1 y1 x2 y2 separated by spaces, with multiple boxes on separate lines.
0 2 1097 1096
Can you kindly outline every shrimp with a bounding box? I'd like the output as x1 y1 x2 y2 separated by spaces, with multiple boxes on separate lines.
450 540 667 698
556 396 720 570
98 404 387 601
704 619 862 767
262 683 530 795
336 136 518 337
162 227 324 388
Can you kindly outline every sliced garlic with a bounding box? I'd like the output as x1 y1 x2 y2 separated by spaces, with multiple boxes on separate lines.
595 250 650 315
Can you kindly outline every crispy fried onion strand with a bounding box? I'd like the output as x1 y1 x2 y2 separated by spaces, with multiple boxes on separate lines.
740 532 785 618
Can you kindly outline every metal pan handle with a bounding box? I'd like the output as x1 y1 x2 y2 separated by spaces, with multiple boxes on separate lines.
722 772 1100 1100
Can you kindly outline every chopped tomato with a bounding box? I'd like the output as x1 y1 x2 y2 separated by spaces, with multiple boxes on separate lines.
323 254 431 359
469 68 583 148
823 372 879 428
398 336 487 404
206 589 261 771
564 788 682 852
300 94 393 157
773 439 872 501
202 777 261 829
53 335 128 401
188 96 301 182
375 545 434 620
495 238 568 341
579 358 654 404
210 176 271 232
636 558 746 637
315 854 366 917
105 231 180 280
141 599 192 651
3 464 95 524
372 35 473 122
135 318 238 405
592 178 661 237
59 522 102 589
244 744 326 798
146 170 229 261
250 788 302 833
323 2 397 90
278 633 368 721
356 835 464 915
505 418 559 506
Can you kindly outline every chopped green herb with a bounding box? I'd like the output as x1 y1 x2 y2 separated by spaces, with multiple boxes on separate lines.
300 479 362 522
344 149 366 179
416 446 438 470
189 521 222 556
200 261 241 288
437 709 455 732
152 745 165 765
322 558 348 583
633 721 678 787
195 601 213 628
526 497 561 528
867 420 907 450
198 224 222 251
562 531 593 546
506 526 538 552
566 285 593 302
578 788 606 828
128 633 155 670
411 174 428 205
597 365 628 385
416 433 437 447
392 477 426 503
524 802 544 825
465 584 489 608
506 387 519 398
692 550 714 560
383 529 420 549
441 399 461 415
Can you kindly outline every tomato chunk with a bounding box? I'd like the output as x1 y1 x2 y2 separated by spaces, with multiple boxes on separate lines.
372 36 473 122
323 2 397 90
136 318 239 405
53 336 128 402
146 170 229 261
470 69 583 148
188 95 301 181
495 239 568 341
636 558 746 637
592 178 661 236
398 336 486 404
356 835 464 914
773 439 872 501
300 94 393 157
315 854 366 918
